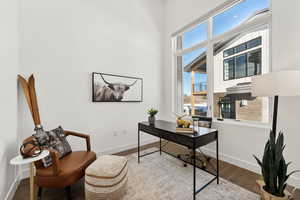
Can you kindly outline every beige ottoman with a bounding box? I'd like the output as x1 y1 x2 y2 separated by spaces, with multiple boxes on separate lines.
85 155 128 200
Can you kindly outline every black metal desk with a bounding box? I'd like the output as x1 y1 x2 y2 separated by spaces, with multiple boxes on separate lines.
138 120 219 200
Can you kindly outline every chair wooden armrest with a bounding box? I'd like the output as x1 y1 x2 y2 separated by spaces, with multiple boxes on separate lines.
64 130 91 151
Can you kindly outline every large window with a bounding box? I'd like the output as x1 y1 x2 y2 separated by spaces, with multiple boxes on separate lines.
173 0 270 124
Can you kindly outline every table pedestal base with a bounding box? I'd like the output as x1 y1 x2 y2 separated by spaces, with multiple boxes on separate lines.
29 163 35 200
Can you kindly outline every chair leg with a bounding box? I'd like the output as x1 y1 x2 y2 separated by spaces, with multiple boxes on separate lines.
37 187 42 200
65 186 71 200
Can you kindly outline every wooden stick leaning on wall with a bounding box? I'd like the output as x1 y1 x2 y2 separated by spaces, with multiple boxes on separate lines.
28 75 41 127
18 75 35 123
18 74 42 127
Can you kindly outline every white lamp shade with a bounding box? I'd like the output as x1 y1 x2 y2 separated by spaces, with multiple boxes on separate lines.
251 71 300 97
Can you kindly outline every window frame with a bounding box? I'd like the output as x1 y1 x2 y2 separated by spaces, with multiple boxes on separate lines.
171 0 272 126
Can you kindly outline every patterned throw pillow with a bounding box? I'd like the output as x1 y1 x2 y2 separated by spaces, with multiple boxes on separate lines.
33 126 72 167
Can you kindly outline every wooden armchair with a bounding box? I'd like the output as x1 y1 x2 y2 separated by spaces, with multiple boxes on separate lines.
24 130 96 200
18 75 96 199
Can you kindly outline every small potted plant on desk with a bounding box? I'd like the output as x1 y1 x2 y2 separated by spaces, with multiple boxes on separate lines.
147 108 158 125
254 131 299 200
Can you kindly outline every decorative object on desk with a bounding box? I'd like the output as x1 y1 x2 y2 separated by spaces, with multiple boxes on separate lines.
92 72 143 102
253 130 298 200
175 127 194 134
20 140 42 158
147 108 158 125
251 70 300 134
173 113 193 133
174 113 191 128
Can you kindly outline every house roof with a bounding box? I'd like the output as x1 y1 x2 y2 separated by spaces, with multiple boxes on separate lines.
184 8 269 73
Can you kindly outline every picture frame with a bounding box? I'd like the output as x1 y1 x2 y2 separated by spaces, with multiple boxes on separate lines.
92 72 143 102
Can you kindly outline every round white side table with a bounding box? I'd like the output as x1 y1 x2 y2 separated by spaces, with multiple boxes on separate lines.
10 150 49 200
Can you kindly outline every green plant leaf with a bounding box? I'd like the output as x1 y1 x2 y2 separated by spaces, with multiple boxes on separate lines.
255 130 299 197
254 155 263 167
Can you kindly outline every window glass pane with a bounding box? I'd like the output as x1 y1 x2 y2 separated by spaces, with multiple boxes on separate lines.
224 48 234 57
213 26 269 123
235 54 247 78
182 22 208 49
180 47 208 116
247 37 262 49
182 48 206 67
248 49 262 76
224 58 235 80
213 0 269 36
234 43 247 54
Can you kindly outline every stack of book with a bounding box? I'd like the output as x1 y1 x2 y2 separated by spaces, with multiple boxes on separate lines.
175 127 194 134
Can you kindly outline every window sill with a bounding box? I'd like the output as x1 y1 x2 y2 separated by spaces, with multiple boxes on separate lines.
212 118 271 130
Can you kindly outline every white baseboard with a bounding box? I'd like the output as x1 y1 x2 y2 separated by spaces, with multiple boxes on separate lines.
99 138 158 155
201 147 260 173
20 138 158 180
201 147 300 188
4 176 20 200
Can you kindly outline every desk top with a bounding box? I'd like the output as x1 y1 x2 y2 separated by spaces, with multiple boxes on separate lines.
139 120 217 138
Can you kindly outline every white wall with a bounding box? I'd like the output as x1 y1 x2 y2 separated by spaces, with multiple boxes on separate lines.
271 0 300 188
18 0 164 160
0 0 19 198
162 0 300 187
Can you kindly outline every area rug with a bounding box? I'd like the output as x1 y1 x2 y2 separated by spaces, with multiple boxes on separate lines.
122 148 259 200
14 148 259 200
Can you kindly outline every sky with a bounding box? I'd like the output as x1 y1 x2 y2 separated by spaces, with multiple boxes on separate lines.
182 0 269 96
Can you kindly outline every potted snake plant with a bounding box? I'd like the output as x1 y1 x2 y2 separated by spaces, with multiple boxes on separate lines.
254 130 299 200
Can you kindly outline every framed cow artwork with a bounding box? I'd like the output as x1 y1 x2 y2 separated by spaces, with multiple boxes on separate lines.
92 72 143 102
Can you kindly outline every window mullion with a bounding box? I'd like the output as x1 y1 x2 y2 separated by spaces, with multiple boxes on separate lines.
175 40 208 56
207 17 214 117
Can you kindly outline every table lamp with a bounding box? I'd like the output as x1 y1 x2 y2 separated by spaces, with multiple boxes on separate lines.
251 70 300 133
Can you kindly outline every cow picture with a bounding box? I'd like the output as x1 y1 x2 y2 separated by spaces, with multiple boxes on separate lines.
92 72 143 102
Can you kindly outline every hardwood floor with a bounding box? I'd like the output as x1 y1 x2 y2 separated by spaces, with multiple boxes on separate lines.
13 142 300 200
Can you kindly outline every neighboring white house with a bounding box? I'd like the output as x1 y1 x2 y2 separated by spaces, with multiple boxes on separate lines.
212 26 270 123
213 28 269 93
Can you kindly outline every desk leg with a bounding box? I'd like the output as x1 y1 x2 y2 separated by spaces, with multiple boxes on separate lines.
216 132 219 184
138 129 140 164
29 162 35 200
193 146 196 200
159 137 162 155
